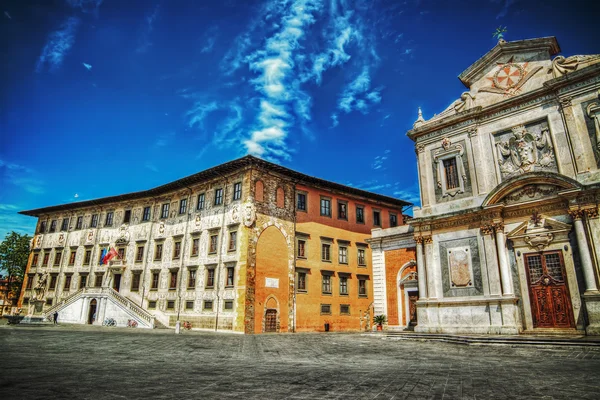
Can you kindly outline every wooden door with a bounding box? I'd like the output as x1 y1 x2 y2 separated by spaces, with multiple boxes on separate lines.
265 309 277 332
408 292 419 326
524 251 574 328
113 274 121 292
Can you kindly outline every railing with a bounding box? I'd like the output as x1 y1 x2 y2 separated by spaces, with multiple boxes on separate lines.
43 288 84 316
105 288 154 325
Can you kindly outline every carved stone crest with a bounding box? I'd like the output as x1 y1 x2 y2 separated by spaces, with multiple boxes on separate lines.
115 224 130 244
242 199 256 227
496 125 555 178
86 230 95 244
34 235 42 249
230 205 240 224
158 221 165 236
57 233 65 246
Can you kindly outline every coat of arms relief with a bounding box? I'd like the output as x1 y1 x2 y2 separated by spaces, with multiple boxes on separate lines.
495 123 557 179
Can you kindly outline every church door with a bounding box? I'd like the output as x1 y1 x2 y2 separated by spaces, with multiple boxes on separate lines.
265 309 277 332
524 251 574 328
408 292 419 326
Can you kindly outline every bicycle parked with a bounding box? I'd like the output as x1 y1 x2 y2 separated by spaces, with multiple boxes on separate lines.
103 318 117 327
127 319 138 328
182 321 192 330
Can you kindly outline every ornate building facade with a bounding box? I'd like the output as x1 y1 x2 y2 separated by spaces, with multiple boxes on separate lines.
402 36 600 335
18 156 409 333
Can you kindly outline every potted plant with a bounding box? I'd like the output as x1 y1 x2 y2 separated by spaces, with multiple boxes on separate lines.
373 314 387 331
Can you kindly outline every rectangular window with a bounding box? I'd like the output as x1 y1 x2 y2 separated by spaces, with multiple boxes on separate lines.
54 251 62 266
135 246 144 263
356 206 364 224
338 201 347 220
297 271 307 292
79 275 87 289
233 182 242 200
228 231 237 251
117 247 126 261
203 300 213 311
43 253 50 267
49 220 57 232
191 238 200 256
26 274 34 289
320 304 331 315
84 250 92 265
373 210 381 227
169 270 178 289
223 300 234 311
94 274 103 287
214 188 223 205
142 206 151 221
209 235 218 254
226 267 234 287
76 216 83 230
148 301 157 310
443 158 460 190
173 241 181 259
151 272 159 289
61 218 69 231
64 275 72 291
32 253 39 267
358 278 367 297
297 239 306 258
105 212 113 227
167 301 175 310
322 274 332 294
49 275 57 290
296 192 307 211
161 203 169 219
68 250 76 266
390 213 398 227
197 193 205 210
131 273 141 291
340 304 350 315
123 209 131 224
358 248 366 266
186 301 194 310
188 269 197 288
321 243 331 261
39 221 47 233
46 298 53 306
91 214 98 228
339 276 348 295
154 243 163 260
339 246 348 264
206 268 215 288
179 199 187 215
320 197 331 217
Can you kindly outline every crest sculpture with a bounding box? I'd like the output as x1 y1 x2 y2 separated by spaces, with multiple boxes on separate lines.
495 125 555 178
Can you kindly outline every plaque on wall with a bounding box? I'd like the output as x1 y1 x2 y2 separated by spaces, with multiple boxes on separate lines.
265 278 279 288
447 246 473 288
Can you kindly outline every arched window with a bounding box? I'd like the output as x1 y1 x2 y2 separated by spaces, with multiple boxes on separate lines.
255 180 264 202
276 187 285 208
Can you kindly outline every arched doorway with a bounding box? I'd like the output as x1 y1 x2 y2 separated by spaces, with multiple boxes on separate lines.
396 261 418 328
88 299 97 324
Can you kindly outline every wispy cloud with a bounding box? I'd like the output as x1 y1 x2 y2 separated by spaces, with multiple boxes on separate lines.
153 131 175 148
0 159 45 194
66 0 104 15
144 162 158 172
200 26 219 54
372 149 390 170
136 5 160 53
36 16 80 73
0 207 37 241
493 0 517 19
393 188 421 205
187 101 219 130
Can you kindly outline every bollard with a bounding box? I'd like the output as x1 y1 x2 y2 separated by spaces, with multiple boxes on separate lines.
175 320 181 334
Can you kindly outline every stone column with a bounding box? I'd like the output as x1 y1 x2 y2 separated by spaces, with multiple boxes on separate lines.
415 237 427 299
481 224 501 296
424 236 437 299
571 209 599 293
494 223 513 296
80 297 89 323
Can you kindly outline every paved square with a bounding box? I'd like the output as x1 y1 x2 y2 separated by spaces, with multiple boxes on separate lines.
2 325 600 399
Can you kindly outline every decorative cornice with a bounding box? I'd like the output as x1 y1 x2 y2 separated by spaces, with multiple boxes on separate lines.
568 209 584 221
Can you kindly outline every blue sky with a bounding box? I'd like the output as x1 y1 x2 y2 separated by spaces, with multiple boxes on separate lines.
0 0 598 239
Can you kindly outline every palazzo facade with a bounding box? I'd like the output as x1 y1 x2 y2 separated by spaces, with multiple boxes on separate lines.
18 156 409 333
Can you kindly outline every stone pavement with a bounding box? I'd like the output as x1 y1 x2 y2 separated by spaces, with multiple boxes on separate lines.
1 323 600 399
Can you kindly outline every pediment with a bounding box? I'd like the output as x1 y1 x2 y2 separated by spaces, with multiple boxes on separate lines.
497 183 562 205
508 214 571 250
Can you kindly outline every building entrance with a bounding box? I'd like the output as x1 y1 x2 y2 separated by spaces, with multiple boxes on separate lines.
265 309 277 332
113 274 121 292
408 292 419 326
88 299 97 324
524 251 574 329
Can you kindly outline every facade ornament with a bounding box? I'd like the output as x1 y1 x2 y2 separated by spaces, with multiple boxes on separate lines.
493 222 505 232
496 125 555 178
194 214 201 228
33 272 49 301
422 236 433 244
586 102 600 151
115 224 130 244
559 96 572 108
415 144 425 154
414 236 423 244
453 92 476 113
230 204 240 224
467 127 478 137
551 54 600 78
480 56 543 96
158 221 166 235
568 209 584 221
86 230 94 243
34 235 42 249
433 142 468 197
413 107 425 129
441 137 452 150
57 233 65 246
583 207 599 219
480 225 495 235
242 198 256 227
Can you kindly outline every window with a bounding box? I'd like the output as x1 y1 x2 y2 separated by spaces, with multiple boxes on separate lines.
76 216 83 230
185 301 194 310
203 300 213 310
98 249 104 265
188 269 197 288
131 273 141 291
151 272 159 289
358 248 366 266
173 241 181 259
339 276 348 295
49 220 57 232
179 199 187 215
43 253 49 267
167 300 175 310
320 304 331 315
94 274 103 287
373 210 381 227
320 197 331 217
39 221 47 233
358 277 368 297
228 231 237 251
46 298 53 306
223 300 234 311
61 218 69 231
197 193 205 210
161 203 169 219
91 214 98 228
233 182 242 200
338 201 347 220
296 192 307 211
340 304 350 315
255 180 264 202
209 234 218 254
169 270 178 289
123 209 131 224
339 246 348 264
63 275 72 291
148 301 157 309
322 274 332 294
297 271 307 292
297 239 306 258
154 243 163 260
32 253 39 267
54 251 62 266
142 206 151 221
226 266 234 287
390 213 398 227
117 247 126 261
443 158 460 190
79 275 87 289
49 275 57 290
135 246 144 263
356 206 364 224
26 274 34 289
68 250 76 266
105 212 113 227
321 243 331 262
206 268 215 288
191 238 200 256
84 250 92 265
276 187 285 208
214 188 223 205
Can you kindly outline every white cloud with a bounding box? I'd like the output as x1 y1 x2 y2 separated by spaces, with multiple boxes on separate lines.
330 113 339 128
153 131 175 148
201 36 217 53
0 159 44 194
36 17 80 73
82 62 92 70
144 163 158 172
136 5 160 53
337 66 382 115
187 101 219 129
